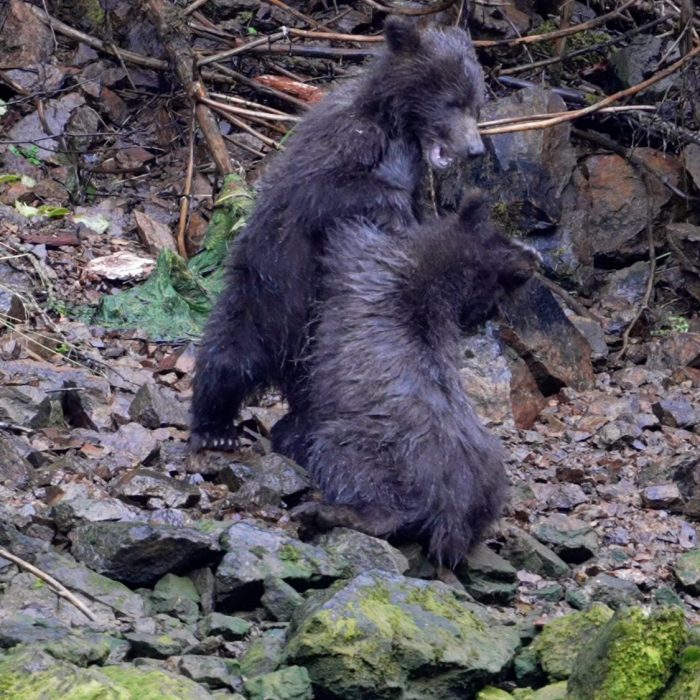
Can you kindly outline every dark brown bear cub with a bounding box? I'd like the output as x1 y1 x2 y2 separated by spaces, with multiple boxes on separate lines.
291 191 538 567
191 19 485 452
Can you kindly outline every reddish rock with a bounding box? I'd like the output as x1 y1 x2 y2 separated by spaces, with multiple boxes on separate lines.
571 149 681 264
509 356 547 429
646 333 700 370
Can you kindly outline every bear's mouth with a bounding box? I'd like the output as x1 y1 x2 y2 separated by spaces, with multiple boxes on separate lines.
427 143 453 170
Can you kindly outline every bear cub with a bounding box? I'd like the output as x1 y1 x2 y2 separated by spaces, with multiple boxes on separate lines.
290 191 539 567
191 18 485 452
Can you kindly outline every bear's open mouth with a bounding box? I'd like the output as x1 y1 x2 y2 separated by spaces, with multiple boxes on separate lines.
428 143 453 170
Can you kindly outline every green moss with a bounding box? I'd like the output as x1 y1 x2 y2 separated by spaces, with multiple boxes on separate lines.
662 645 700 699
568 607 687 700
531 603 614 680
278 545 302 563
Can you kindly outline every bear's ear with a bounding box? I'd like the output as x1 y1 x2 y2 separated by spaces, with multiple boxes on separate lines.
458 188 489 224
384 18 421 54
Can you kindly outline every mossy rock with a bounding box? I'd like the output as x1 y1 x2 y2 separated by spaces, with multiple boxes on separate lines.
531 603 614 680
661 645 700 699
0 647 214 699
567 606 687 700
286 570 520 699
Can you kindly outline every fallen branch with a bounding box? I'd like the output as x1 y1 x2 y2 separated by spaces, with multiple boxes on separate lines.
473 0 637 48
480 44 700 136
0 547 96 621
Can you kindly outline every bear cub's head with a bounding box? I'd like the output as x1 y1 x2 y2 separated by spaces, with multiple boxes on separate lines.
384 18 485 169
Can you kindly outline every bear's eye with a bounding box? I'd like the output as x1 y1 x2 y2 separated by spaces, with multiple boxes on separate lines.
446 99 465 110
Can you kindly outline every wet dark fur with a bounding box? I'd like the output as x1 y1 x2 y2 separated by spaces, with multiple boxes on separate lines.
191 19 485 451
289 191 538 567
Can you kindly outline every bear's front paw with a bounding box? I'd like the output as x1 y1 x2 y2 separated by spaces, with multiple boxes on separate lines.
189 430 239 453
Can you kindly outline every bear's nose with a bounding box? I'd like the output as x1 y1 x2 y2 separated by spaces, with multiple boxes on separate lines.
468 138 485 156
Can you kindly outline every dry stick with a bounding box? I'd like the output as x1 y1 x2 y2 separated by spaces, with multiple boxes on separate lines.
143 0 232 176
28 4 167 70
209 92 293 117
267 0 324 29
177 110 196 260
480 44 700 136
0 546 96 621
479 105 655 128
203 98 281 149
183 0 210 14
473 0 637 48
500 15 673 75
208 62 309 111
359 0 457 15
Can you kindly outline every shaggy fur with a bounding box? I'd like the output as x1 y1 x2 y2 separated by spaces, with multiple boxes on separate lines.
191 19 485 451
291 191 538 566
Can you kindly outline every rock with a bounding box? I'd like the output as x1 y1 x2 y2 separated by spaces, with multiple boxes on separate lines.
315 528 409 576
111 468 200 508
499 280 594 395
0 550 147 628
0 359 112 430
69 521 218 586
0 0 53 66
178 654 241 690
198 612 251 641
641 483 683 511
675 550 700 595
124 631 188 659
531 514 599 564
459 328 518 424
651 398 698 428
0 647 215 699
244 666 314 700
610 35 664 87
99 422 159 466
150 573 200 623
646 333 700 370
439 88 575 239
568 315 608 361
457 543 518 604
239 628 287 677
530 604 614 681
509 354 547 429
215 520 345 604
478 688 515 699
663 645 700 699
567 607 687 700
128 383 189 429
683 144 700 190
286 570 520 699
51 490 141 533
597 261 650 332
215 453 309 500
261 576 305 621
134 210 178 255
570 150 680 265
501 526 570 579
0 434 33 489
584 573 643 609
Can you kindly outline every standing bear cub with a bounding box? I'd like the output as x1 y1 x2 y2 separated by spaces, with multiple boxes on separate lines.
191 18 485 451
292 191 539 567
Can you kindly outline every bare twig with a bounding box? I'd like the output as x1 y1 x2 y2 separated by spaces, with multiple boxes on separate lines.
0 547 97 621
358 0 457 15
481 44 700 136
474 0 637 47
177 109 196 260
